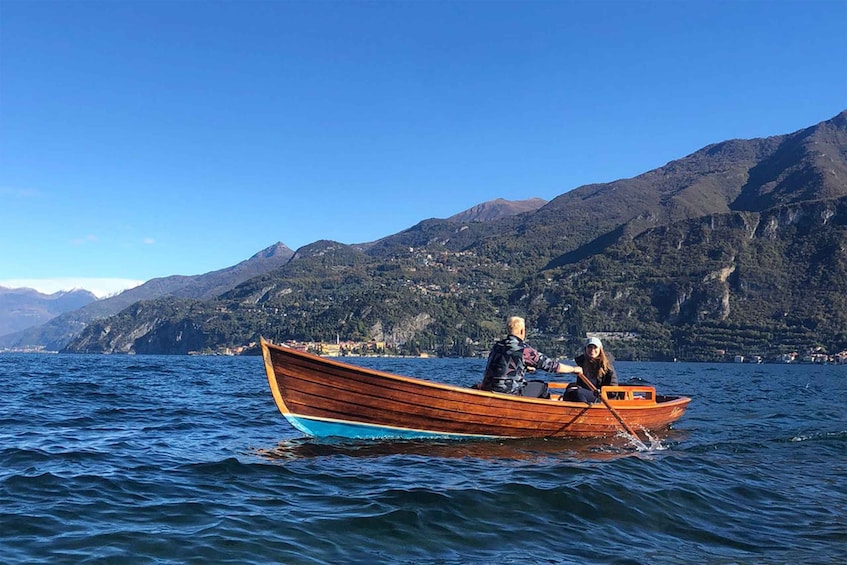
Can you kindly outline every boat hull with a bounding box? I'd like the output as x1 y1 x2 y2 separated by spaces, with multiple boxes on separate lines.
261 338 690 440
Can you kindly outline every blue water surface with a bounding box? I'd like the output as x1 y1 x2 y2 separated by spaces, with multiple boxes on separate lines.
1 353 845 564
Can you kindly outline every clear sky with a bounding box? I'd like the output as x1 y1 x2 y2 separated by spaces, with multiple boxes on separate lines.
1 0 845 296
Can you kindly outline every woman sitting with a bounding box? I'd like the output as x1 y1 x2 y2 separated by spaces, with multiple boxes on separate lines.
563 337 617 403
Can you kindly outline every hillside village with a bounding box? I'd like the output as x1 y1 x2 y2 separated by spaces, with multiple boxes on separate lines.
187 338 847 365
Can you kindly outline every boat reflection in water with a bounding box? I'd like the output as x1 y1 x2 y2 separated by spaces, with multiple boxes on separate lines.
257 427 689 463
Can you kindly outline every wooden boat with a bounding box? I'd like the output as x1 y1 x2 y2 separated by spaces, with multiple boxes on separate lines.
261 338 691 440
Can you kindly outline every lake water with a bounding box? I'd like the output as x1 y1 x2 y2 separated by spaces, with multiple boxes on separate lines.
1 353 845 564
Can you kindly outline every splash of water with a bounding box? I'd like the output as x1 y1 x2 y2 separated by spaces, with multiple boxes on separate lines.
617 427 666 452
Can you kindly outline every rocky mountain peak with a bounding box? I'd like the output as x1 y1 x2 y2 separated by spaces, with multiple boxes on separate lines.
447 197 547 223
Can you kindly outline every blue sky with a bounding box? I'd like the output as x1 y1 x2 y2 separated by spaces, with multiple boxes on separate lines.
1 0 845 296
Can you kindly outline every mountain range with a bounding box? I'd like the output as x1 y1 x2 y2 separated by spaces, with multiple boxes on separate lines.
0 202 534 350
3 110 845 360
0 287 97 337
0 244 295 351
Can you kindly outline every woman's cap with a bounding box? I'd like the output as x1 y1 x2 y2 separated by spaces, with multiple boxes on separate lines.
586 337 603 348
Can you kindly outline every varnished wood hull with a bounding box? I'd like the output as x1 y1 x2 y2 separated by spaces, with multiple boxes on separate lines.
261 338 690 440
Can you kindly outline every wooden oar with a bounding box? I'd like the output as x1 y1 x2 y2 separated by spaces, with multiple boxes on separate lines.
575 372 642 441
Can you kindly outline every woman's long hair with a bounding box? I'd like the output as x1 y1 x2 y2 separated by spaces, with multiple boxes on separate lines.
585 347 613 382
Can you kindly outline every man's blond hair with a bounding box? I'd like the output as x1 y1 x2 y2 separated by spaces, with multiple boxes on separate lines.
507 316 525 336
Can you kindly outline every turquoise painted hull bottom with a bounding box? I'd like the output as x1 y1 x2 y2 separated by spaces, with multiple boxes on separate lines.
284 413 501 441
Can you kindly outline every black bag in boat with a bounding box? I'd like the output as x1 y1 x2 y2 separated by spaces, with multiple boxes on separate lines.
521 380 550 399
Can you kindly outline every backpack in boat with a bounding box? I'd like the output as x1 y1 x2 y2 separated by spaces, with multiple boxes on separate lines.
521 380 550 399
